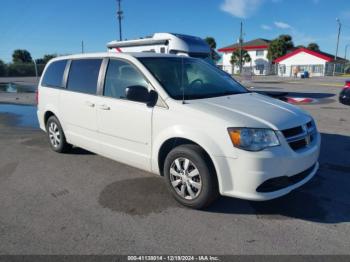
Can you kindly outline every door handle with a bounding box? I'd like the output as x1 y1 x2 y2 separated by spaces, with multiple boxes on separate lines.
98 104 110 110
85 101 95 107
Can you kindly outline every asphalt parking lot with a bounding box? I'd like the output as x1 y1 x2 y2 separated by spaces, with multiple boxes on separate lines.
0 77 349 255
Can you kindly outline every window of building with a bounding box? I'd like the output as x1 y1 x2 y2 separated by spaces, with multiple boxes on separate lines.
256 50 264 57
311 65 323 73
279 65 286 74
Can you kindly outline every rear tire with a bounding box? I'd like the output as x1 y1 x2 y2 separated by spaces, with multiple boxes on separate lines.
46 116 72 153
164 144 219 209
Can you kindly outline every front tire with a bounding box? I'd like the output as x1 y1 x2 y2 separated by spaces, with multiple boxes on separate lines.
164 144 219 209
46 116 72 153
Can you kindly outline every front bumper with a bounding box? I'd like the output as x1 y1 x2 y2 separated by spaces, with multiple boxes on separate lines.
214 132 321 201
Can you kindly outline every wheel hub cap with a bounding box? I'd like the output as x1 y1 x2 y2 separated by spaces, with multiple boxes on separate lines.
48 122 61 147
169 157 202 200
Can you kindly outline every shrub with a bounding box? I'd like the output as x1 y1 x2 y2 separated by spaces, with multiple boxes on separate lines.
0 60 7 76
6 63 45 77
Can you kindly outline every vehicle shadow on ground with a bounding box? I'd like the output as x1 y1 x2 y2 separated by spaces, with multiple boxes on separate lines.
283 92 335 99
205 133 350 224
69 147 95 155
256 90 335 99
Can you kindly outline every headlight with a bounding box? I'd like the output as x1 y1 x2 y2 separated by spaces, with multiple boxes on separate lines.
227 128 280 151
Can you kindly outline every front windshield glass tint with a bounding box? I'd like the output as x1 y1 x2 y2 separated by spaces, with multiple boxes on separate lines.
138 57 247 100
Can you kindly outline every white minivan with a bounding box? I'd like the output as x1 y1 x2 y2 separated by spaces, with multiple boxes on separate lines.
37 52 320 209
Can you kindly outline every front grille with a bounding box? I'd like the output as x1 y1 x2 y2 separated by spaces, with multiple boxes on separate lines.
256 164 316 193
281 121 316 151
289 139 307 150
282 126 303 137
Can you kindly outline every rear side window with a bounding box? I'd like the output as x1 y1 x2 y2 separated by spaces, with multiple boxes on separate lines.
41 60 67 88
67 59 102 95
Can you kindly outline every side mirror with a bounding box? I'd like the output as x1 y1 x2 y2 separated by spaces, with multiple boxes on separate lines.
147 90 158 107
125 85 158 107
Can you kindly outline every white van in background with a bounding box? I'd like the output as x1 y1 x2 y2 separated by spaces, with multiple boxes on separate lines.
107 33 212 61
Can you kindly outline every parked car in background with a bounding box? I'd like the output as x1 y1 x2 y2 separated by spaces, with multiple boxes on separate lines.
37 52 320 209
339 80 350 106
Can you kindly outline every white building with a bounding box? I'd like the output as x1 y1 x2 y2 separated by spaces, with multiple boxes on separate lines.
275 47 347 77
218 38 271 75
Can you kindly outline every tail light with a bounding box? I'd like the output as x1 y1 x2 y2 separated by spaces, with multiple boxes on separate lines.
35 89 39 105
345 81 350 88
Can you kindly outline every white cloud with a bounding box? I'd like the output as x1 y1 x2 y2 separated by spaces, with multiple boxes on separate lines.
220 0 263 18
274 21 293 29
261 24 272 30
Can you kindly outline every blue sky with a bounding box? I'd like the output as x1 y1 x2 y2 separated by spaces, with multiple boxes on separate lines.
1 0 350 62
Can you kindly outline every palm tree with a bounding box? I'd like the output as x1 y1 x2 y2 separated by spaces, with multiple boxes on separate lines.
204 37 217 60
230 48 251 73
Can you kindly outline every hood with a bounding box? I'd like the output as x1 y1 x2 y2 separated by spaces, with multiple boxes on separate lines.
186 92 311 130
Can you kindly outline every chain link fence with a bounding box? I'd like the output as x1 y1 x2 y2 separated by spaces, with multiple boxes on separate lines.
218 64 277 77
219 63 348 77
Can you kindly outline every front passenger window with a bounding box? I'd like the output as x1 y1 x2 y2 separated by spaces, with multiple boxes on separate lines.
104 59 148 99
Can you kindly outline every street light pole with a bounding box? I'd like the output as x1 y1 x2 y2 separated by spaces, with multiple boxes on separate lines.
33 58 38 80
81 40 85 54
345 44 350 61
333 18 342 76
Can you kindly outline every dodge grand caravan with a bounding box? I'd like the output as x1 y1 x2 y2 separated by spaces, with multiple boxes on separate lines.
37 53 320 209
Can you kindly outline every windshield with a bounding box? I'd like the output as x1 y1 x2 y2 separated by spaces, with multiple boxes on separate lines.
138 57 247 100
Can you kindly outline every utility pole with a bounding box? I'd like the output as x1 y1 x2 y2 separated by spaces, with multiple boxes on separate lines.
333 18 342 76
239 21 243 75
81 40 84 54
117 0 123 41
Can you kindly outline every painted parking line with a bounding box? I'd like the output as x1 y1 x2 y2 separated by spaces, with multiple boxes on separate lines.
318 83 344 87
286 81 344 87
